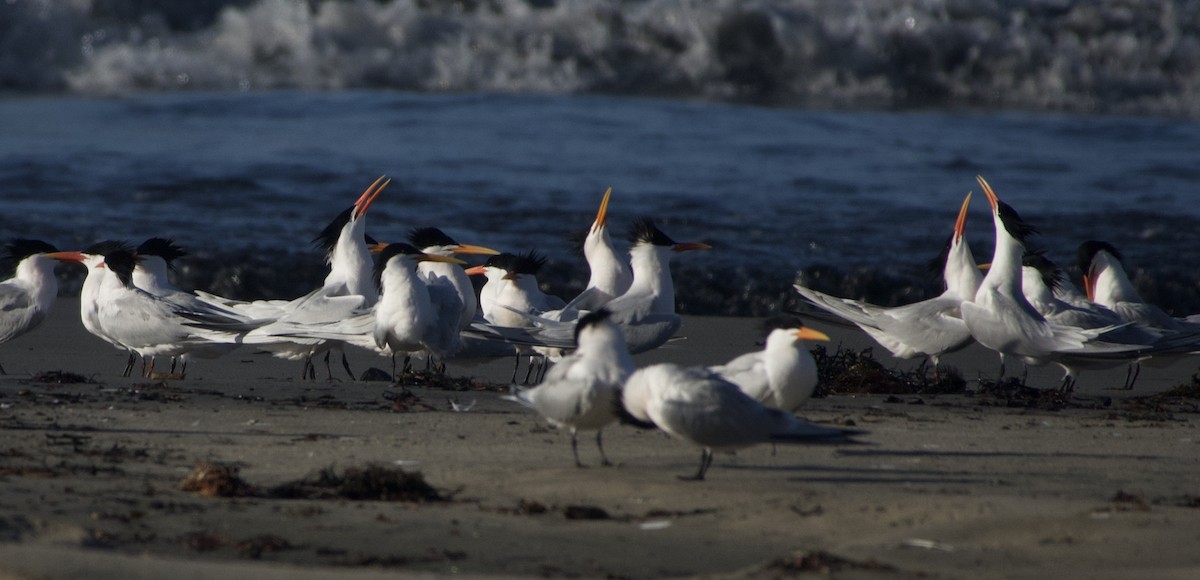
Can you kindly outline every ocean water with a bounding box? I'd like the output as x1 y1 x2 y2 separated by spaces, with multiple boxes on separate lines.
2 91 1199 316
3 0 1200 316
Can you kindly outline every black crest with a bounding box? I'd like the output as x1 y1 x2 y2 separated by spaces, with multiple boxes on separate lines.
102 250 138 286
511 250 548 275
4 239 58 262
996 199 1039 243
408 227 458 250
629 218 676 247
312 206 355 259
84 240 133 256
925 233 954 279
574 308 613 343
136 238 188 264
1076 240 1124 275
2 239 59 274
374 242 424 282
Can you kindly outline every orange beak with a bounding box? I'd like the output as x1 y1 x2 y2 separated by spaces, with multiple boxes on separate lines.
671 242 711 253
43 251 86 263
976 175 998 211
591 187 613 234
452 243 500 256
794 327 830 342
1083 272 1094 302
464 265 487 276
954 191 971 242
353 175 390 219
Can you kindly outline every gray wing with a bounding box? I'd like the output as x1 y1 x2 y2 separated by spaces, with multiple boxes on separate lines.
426 283 464 357
0 284 41 343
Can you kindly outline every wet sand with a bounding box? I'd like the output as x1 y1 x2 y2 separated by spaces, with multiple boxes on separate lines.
1 298 1199 578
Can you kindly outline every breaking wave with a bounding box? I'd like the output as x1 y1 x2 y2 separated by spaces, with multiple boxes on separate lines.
5 0 1200 117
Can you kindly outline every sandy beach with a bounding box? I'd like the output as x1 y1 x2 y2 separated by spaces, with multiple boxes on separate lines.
2 298 1199 579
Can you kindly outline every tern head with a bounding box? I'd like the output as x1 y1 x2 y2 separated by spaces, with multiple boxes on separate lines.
629 218 711 253
573 308 615 345
375 242 466 275
2 239 86 272
313 176 389 260
1021 251 1064 293
1076 240 1125 301
408 227 499 257
976 176 1038 245
98 249 139 286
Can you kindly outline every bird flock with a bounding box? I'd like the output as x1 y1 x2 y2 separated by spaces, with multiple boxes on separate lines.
2 176 1194 480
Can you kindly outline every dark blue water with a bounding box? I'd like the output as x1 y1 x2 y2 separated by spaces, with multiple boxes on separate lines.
2 91 1199 315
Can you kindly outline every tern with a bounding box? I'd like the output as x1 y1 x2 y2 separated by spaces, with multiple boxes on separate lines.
197 176 388 379
467 251 568 382
407 227 499 330
961 176 1133 384
132 238 243 374
708 326 830 412
1075 240 1200 386
619 363 864 481
506 309 635 467
372 243 468 373
0 240 85 374
796 192 980 371
495 219 710 356
563 187 632 312
87 249 260 377
78 241 143 375
1078 240 1200 333
262 243 471 376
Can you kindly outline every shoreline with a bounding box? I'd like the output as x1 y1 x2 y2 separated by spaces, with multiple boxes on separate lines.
1 299 1198 578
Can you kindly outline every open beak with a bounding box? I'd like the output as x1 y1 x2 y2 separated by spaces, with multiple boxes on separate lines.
452 243 501 256
976 175 998 211
464 265 487 276
795 327 830 342
368 242 390 254
353 175 390 219
591 187 613 234
954 191 971 242
43 251 86 263
420 253 467 265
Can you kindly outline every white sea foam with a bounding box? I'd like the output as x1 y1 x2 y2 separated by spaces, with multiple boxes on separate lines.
3 0 1200 117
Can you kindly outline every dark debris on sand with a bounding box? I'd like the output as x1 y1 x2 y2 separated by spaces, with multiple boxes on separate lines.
763 549 899 575
812 345 965 397
361 367 507 393
28 370 98 385
180 461 447 503
812 345 1200 415
267 464 446 503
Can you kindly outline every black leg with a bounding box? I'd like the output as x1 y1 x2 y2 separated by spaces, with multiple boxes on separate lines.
0 361 6 375
510 353 521 383
170 356 178 374
678 449 713 481
341 351 355 381
522 355 538 384
322 351 334 380
595 430 611 466
122 352 136 377
1125 363 1142 390
570 431 583 468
